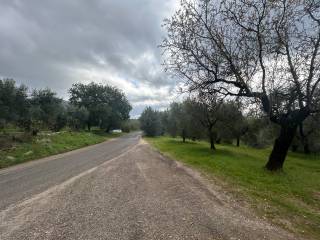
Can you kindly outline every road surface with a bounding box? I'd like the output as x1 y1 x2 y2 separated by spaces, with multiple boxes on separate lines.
0 132 298 239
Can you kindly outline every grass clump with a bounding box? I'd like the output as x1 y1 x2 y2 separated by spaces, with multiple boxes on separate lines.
146 136 320 239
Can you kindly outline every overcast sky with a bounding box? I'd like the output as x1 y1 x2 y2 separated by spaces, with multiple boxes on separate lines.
0 0 181 118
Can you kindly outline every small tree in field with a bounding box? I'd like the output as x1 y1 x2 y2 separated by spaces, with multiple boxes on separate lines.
187 94 223 149
167 102 194 142
219 101 248 147
161 0 320 170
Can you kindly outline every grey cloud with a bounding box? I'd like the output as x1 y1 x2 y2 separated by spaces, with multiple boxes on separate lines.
0 0 178 116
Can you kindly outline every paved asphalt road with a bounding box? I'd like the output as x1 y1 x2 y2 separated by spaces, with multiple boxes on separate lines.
0 132 140 211
0 132 299 239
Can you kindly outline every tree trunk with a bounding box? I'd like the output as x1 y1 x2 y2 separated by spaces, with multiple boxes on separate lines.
209 131 216 150
182 129 186 143
265 125 297 171
87 122 91 131
236 137 240 147
210 136 215 149
304 141 310 154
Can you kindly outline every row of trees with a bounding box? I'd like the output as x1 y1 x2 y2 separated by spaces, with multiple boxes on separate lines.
0 79 131 134
140 95 320 158
140 95 247 149
160 0 320 171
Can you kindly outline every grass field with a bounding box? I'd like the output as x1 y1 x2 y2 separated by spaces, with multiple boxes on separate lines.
0 130 123 169
146 136 320 239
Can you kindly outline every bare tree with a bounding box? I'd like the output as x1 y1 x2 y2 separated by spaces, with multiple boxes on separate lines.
161 0 320 170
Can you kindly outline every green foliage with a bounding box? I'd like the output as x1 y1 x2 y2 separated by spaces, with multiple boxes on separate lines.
0 79 132 138
29 88 65 131
158 98 247 146
69 82 131 131
147 136 320 238
67 105 89 130
139 107 162 137
158 111 169 135
0 79 29 125
166 102 182 137
185 96 222 147
0 80 68 134
121 124 130 133
160 101 205 140
292 113 320 153
243 117 278 148
216 101 248 144
53 112 68 132
121 119 140 133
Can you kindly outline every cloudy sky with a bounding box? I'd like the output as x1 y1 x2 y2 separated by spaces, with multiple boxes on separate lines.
0 0 181 118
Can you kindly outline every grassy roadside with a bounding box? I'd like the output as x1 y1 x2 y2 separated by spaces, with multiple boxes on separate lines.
0 130 123 169
146 136 320 239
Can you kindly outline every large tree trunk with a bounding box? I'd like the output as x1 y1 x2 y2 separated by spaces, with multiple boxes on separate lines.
265 125 297 171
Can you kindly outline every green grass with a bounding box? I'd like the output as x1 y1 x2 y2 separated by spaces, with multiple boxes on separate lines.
0 130 123 169
146 136 320 239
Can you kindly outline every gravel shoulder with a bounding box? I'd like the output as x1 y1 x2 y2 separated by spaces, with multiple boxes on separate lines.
0 140 300 240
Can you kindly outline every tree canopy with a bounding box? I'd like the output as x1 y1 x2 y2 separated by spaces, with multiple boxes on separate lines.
69 82 131 131
0 80 132 135
0 79 29 125
139 107 162 137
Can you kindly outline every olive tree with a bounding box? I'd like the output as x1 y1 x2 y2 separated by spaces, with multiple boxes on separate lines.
187 94 223 149
30 88 64 131
0 79 29 127
67 105 89 130
69 82 131 132
166 102 194 142
219 101 248 146
161 0 320 170
139 107 162 137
